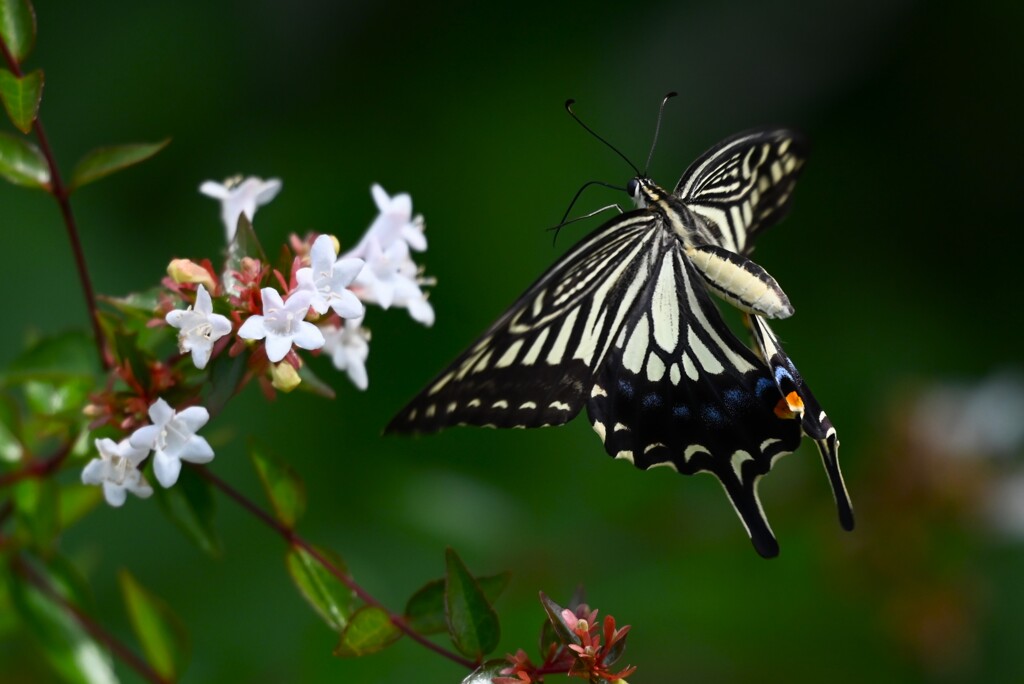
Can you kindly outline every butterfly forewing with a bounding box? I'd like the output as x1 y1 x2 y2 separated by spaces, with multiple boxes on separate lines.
386 212 661 433
676 129 808 255
586 246 802 557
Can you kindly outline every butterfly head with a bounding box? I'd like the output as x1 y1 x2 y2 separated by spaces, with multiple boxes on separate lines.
627 176 661 209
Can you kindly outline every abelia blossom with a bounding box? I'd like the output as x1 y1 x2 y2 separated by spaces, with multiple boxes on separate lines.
237 288 324 363
81 438 153 506
295 234 364 319
348 183 426 256
129 398 214 488
165 284 232 369
199 175 282 242
322 318 370 390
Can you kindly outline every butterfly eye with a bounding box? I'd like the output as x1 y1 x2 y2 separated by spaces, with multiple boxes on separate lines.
627 178 639 198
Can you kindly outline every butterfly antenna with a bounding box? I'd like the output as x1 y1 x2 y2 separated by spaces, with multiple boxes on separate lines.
565 99 640 176
643 91 678 175
547 179 626 245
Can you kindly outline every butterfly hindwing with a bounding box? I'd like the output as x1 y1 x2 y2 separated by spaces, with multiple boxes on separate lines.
748 314 854 531
676 129 808 255
385 212 661 433
586 246 802 558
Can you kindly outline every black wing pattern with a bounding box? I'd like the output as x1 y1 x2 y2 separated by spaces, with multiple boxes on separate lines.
748 315 854 531
676 129 808 254
386 211 660 433
586 245 802 558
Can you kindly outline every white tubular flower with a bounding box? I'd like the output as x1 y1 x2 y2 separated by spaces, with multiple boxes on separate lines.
199 175 282 242
353 238 434 325
238 288 325 363
81 438 153 507
347 184 426 258
165 284 232 369
129 399 214 489
322 318 370 390
295 235 365 319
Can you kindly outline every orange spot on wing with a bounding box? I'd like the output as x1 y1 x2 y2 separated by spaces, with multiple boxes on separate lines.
785 391 805 413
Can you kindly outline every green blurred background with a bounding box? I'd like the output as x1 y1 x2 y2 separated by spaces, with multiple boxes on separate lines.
3 1 1023 681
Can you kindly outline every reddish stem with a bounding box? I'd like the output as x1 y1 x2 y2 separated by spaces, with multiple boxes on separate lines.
0 445 72 490
0 36 112 370
193 466 477 670
13 556 171 684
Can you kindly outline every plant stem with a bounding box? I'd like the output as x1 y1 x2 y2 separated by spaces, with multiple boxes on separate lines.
13 556 171 684
0 445 72 490
0 37 111 370
194 465 477 670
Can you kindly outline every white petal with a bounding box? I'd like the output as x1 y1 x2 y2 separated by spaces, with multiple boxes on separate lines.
148 398 174 426
284 289 313 315
191 343 212 369
292 322 325 351
129 424 160 450
177 406 210 432
407 297 435 327
330 290 364 319
310 234 338 271
199 181 229 199
238 315 268 340
261 287 286 312
347 357 368 390
180 436 214 464
209 313 233 338
195 284 213 314
388 193 412 220
103 481 127 507
371 183 389 211
333 257 364 285
402 225 427 252
254 178 282 205
154 451 182 488
128 479 154 499
265 335 292 362
81 459 106 485
166 309 188 327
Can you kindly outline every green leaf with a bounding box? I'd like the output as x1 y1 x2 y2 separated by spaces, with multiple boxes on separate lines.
119 570 188 680
8 556 117 684
0 68 42 133
405 571 510 635
154 465 222 557
444 548 500 660
334 606 402 657
2 330 99 386
68 139 170 191
0 130 48 188
57 483 104 531
13 477 59 548
250 443 305 527
226 213 268 273
204 351 247 417
0 0 37 63
539 592 579 647
285 545 355 632
461 659 511 683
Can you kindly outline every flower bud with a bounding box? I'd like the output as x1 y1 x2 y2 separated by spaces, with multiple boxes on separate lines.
167 259 216 292
270 361 302 392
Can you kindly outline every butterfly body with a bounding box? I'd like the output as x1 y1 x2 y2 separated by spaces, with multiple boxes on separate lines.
387 127 852 557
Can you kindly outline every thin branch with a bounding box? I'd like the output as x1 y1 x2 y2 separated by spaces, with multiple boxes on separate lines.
12 556 171 684
0 445 72 490
0 36 112 370
194 466 477 670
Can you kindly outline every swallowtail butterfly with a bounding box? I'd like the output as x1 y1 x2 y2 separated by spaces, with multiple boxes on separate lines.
387 100 853 557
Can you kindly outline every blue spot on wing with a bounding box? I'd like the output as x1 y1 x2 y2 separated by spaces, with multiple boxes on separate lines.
702 405 725 426
642 393 662 409
618 378 634 399
672 405 690 418
756 377 775 397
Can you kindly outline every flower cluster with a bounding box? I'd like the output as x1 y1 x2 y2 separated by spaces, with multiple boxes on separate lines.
82 177 433 505
496 598 635 683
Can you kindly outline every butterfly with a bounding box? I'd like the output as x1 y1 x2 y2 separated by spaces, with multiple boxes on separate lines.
386 99 853 557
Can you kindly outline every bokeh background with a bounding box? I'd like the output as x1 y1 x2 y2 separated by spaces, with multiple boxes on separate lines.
2 1 1023 681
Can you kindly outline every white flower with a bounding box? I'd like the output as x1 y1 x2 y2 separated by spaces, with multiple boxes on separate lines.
347 184 426 258
295 235 365 319
81 438 153 507
322 318 370 390
199 175 282 242
165 284 232 369
129 399 214 488
238 288 324 362
353 238 434 325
